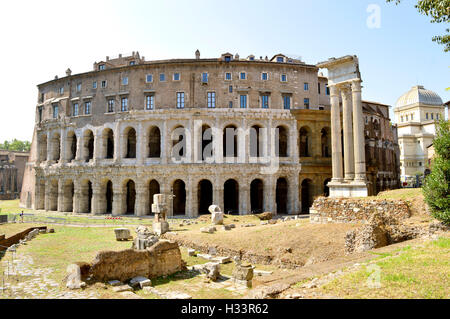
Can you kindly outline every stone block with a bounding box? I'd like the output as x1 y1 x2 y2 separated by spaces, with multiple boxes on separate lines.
232 278 252 288
113 284 133 292
153 221 169 236
187 249 196 257
209 205 224 225
66 264 86 290
200 226 216 234
114 228 132 241
129 276 152 289
108 280 122 287
255 212 273 221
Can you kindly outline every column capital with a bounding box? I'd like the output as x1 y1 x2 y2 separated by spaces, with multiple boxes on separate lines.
351 79 362 92
329 84 340 97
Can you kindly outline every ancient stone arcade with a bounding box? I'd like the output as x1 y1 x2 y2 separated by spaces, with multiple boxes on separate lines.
19 51 400 216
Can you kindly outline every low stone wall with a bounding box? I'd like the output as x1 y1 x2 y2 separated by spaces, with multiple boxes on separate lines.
89 240 185 282
310 197 410 224
0 227 47 251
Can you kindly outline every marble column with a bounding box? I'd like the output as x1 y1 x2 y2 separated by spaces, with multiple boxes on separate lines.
341 86 355 182
330 85 343 182
352 80 367 182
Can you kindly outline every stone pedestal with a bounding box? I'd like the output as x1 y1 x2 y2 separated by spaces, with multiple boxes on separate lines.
153 221 169 236
328 181 368 198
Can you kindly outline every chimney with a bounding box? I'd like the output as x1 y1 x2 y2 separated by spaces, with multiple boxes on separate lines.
195 49 200 60
66 68 72 77
106 56 110 61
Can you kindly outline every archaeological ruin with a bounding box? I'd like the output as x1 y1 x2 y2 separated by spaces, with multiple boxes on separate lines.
19 51 401 216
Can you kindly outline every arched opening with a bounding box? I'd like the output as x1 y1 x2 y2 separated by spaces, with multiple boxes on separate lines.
171 126 186 161
276 178 288 214
198 180 213 215
126 180 136 215
299 127 311 157
106 180 113 214
125 127 137 159
63 180 74 212
301 179 313 214
324 178 331 197
67 131 77 161
173 179 186 216
223 125 238 158
321 127 331 157
39 135 47 162
83 130 94 162
276 126 288 157
250 179 264 214
103 128 114 159
148 126 161 158
224 179 239 215
250 125 263 157
80 180 93 214
149 180 160 214
51 133 61 162
201 125 213 161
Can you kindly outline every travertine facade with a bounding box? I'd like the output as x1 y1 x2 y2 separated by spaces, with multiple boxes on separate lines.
20 51 399 216
0 150 29 200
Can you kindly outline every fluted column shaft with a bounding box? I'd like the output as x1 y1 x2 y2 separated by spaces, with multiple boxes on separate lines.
330 85 343 182
341 87 355 182
352 80 367 182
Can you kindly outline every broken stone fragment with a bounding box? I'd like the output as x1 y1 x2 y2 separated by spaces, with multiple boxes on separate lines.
66 264 86 290
129 276 152 289
200 262 221 281
114 228 132 241
209 205 224 225
187 249 196 257
108 280 122 287
255 212 273 221
200 226 216 234
113 284 133 293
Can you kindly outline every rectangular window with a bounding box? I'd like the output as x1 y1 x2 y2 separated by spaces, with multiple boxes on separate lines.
283 95 291 110
240 72 246 80
129 61 135 66
146 74 153 83
261 95 269 109
177 92 185 109
101 80 107 88
146 95 154 110
304 98 310 109
207 92 216 108
276 57 284 62
53 104 59 118
240 95 247 108
107 99 115 113
411 114 414 120
262 73 268 81
73 103 79 116
202 73 208 83
173 73 180 81
76 83 82 92
59 87 64 94
93 81 97 89
225 73 232 80
121 97 128 112
436 114 439 120
160 73 165 82
426 113 429 120
38 107 43 122
122 77 128 85
318 83 321 94
229 101 233 108
84 101 91 115
229 85 233 93
326 85 330 95
99 64 105 71
304 83 309 91
431 113 434 120
281 74 287 82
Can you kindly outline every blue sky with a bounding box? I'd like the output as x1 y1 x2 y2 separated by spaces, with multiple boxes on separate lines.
0 0 448 141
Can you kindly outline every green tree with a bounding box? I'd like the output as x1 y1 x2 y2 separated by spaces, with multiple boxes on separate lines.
0 139 31 152
387 0 450 52
423 120 450 224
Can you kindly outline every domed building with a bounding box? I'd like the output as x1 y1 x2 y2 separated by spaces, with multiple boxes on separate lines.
394 85 445 182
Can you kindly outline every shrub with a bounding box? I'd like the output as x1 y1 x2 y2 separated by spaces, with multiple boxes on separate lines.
423 120 450 225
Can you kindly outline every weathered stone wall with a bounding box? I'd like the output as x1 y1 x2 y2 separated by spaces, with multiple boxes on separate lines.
89 240 184 282
0 227 47 251
310 197 410 224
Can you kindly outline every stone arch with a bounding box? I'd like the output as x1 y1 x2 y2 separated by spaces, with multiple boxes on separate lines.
148 126 161 158
224 179 239 215
102 128 114 159
105 180 113 214
124 179 136 215
66 131 77 162
223 125 238 158
51 132 61 162
149 179 160 214
301 178 313 214
250 125 263 158
276 177 288 214
250 179 264 213
124 127 137 159
172 179 186 216
198 179 213 215
83 129 94 162
299 126 312 157
39 134 47 162
276 125 289 158
321 127 331 157
171 125 186 160
80 179 93 214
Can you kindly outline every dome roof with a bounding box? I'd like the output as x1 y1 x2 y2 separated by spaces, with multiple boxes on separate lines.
395 85 443 108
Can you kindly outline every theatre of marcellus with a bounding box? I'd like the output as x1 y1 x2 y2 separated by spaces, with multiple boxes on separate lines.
19 52 400 217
